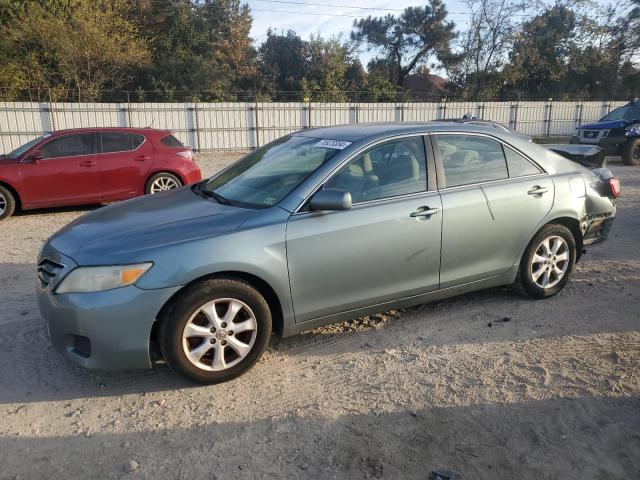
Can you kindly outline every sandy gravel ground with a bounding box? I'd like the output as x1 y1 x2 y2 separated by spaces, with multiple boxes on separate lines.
0 152 638 480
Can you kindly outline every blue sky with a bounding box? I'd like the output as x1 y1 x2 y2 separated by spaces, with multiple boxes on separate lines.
244 0 471 69
244 0 620 74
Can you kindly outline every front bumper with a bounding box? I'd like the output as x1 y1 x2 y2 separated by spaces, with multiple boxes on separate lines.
36 247 180 371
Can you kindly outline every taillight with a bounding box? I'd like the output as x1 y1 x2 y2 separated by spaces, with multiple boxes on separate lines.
176 150 193 160
609 178 621 197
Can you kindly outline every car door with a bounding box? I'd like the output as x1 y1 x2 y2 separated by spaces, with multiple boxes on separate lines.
97 131 150 201
433 133 554 288
286 135 442 323
21 132 101 207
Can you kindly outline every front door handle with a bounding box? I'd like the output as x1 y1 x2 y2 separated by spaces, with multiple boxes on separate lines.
527 186 548 196
410 206 440 218
79 160 96 167
134 155 150 162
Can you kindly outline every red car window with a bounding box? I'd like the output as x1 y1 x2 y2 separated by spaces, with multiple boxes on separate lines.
101 132 145 153
160 134 183 147
40 133 95 158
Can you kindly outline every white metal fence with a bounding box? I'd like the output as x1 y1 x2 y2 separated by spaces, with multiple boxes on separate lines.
0 100 627 154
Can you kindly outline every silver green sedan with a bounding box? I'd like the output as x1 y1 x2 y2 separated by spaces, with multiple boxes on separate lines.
37 123 619 383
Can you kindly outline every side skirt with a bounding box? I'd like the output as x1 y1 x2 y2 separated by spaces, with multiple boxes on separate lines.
281 267 517 338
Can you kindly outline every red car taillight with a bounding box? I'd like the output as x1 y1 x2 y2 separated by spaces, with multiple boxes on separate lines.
176 150 193 160
609 178 621 197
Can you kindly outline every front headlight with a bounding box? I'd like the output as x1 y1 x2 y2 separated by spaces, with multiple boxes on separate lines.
55 263 153 293
625 124 640 136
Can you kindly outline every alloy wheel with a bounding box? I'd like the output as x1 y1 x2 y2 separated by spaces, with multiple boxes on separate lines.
150 176 180 193
182 298 258 372
0 191 6 216
530 235 569 289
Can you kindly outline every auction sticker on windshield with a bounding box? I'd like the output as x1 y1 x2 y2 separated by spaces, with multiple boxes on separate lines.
313 139 352 150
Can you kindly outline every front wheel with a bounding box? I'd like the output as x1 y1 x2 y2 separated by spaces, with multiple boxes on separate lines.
0 185 16 220
513 224 576 299
622 138 640 166
159 278 272 384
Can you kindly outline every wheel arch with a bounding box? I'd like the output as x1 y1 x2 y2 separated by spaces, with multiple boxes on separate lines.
0 180 22 210
146 170 187 189
533 216 583 262
151 270 285 358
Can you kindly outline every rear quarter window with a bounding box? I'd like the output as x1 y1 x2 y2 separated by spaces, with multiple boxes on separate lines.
100 132 145 153
160 135 183 147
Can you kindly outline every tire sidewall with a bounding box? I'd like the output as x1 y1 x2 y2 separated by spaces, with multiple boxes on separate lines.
145 172 182 195
623 138 640 166
160 279 272 384
0 186 16 220
518 225 576 299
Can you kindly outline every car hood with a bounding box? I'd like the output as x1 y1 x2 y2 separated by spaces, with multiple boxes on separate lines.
49 187 258 263
577 119 632 130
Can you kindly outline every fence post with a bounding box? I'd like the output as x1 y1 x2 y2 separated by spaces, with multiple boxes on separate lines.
545 98 553 137
126 91 132 126
576 102 583 129
307 101 312 129
48 89 56 131
253 102 260 148
190 104 201 151
509 102 519 131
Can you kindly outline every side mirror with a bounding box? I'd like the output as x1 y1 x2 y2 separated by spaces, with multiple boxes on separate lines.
309 188 352 211
25 150 43 164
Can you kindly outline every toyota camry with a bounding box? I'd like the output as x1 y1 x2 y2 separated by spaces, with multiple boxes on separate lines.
37 123 619 383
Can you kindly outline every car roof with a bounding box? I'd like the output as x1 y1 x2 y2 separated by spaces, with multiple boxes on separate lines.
47 127 171 136
294 122 509 143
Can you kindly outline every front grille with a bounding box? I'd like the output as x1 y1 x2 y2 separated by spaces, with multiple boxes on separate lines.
37 258 65 289
582 130 600 139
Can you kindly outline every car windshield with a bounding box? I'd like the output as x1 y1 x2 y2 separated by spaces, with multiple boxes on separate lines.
602 104 640 121
4 135 48 158
199 135 344 208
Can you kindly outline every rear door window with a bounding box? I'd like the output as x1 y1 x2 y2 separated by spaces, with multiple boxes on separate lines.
100 132 143 153
436 135 508 187
40 133 96 158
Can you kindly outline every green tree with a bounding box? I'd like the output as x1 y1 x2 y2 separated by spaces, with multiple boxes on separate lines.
448 0 526 99
502 4 577 95
257 29 307 97
351 0 459 87
0 0 149 100
131 0 255 100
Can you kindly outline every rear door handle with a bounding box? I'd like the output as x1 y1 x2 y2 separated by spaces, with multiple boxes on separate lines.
79 160 96 167
410 206 440 218
134 155 150 162
527 186 548 196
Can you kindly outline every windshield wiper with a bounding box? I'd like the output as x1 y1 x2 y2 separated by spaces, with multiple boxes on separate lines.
200 188 230 205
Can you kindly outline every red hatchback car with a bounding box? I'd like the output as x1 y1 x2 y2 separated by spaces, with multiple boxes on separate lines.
0 128 202 220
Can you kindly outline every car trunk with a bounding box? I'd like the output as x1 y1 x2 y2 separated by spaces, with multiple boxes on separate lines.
546 144 607 169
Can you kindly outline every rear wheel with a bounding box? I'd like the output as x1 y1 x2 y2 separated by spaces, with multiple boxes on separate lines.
622 138 640 166
0 185 16 220
513 224 576 299
159 278 272 384
145 172 182 194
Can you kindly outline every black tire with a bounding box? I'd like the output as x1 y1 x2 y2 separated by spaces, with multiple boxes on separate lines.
0 185 16 220
513 224 576 299
159 278 272 384
145 172 183 194
622 138 640 166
